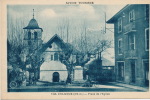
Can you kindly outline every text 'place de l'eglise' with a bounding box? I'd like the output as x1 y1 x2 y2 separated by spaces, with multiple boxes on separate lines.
7 4 149 92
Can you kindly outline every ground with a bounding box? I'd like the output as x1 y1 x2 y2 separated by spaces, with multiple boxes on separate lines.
8 81 148 92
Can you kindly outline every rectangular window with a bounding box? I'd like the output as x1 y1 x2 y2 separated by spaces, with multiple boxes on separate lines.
54 53 58 61
118 18 122 33
129 10 135 22
145 28 149 51
129 34 135 50
145 4 149 21
51 55 53 60
118 39 122 54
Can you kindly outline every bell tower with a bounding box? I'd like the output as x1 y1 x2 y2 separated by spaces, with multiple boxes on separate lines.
23 9 43 53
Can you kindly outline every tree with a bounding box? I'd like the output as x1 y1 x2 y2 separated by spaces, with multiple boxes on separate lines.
7 17 26 69
55 18 113 83
7 16 45 85
55 18 71 43
93 39 112 60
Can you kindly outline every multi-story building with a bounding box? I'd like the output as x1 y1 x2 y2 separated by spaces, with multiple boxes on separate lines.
107 4 149 86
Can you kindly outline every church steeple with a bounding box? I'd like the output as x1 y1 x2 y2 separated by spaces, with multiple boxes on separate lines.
23 9 42 30
23 9 43 49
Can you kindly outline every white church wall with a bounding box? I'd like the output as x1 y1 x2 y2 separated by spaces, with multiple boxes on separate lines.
40 71 68 82
40 42 68 82
46 42 62 52
40 61 68 82
40 60 68 82
41 42 62 62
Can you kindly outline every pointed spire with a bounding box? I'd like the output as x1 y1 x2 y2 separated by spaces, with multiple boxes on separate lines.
33 9 34 19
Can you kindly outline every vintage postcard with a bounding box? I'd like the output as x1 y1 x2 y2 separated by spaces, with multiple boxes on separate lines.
0 0 150 99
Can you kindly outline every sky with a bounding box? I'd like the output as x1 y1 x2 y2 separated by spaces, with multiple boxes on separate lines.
7 4 125 43
7 4 126 64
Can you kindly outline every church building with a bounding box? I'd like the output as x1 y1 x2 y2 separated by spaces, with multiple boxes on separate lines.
23 10 83 83
40 35 68 82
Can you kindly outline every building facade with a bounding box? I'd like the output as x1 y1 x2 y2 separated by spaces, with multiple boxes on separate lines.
39 34 85 82
107 4 149 86
40 42 68 82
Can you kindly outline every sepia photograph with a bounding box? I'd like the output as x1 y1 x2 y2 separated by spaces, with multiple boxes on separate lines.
0 0 150 99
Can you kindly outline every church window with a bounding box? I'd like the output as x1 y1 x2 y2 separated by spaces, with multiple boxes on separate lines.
28 32 31 39
34 32 38 39
54 53 59 61
51 55 53 60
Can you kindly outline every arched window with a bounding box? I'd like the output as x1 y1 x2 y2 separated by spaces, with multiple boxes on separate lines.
34 32 38 39
54 53 58 61
28 32 31 39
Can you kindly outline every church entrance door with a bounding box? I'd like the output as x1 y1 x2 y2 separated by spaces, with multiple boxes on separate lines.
53 72 59 82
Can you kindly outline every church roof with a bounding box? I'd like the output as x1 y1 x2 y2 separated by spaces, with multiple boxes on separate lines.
23 18 43 30
39 34 81 55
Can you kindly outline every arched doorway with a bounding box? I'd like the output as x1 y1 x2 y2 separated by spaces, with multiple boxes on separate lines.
53 72 59 82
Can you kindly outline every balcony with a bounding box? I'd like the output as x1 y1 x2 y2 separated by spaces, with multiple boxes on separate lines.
123 22 136 34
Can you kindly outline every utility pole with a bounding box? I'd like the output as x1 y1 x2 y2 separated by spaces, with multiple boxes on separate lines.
104 12 106 33
104 12 115 34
